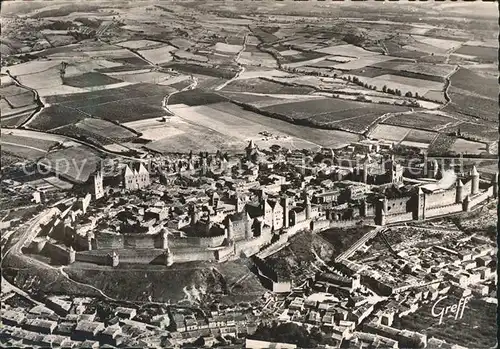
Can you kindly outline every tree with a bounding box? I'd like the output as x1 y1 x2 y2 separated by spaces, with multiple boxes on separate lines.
59 61 67 82
382 85 387 93
313 153 325 163
405 91 412 97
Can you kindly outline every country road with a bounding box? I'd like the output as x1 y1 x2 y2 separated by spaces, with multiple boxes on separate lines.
214 33 248 92
163 74 198 116
5 71 44 129
1 207 120 302
0 141 48 153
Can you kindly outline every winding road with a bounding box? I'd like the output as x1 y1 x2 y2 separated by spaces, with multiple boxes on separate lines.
5 71 44 129
163 75 198 116
214 33 248 91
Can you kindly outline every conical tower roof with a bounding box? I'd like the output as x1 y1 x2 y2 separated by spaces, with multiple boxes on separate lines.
471 165 479 176
246 139 256 150
457 179 463 187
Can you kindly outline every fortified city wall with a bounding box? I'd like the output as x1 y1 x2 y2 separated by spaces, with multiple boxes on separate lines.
425 189 457 209
24 176 496 268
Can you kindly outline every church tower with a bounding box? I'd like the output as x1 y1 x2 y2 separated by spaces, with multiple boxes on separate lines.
92 170 104 200
246 139 257 159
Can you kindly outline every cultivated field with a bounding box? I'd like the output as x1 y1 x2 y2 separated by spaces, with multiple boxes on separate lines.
110 71 174 84
454 45 497 62
214 42 242 54
173 50 209 62
369 124 412 142
221 78 315 95
444 89 498 122
162 101 359 151
450 138 487 155
382 112 458 131
138 45 176 64
448 67 497 100
389 62 456 78
442 122 499 143
75 118 137 140
116 39 163 50
29 83 175 130
1 128 101 182
0 84 38 120
42 146 103 183
254 97 409 134
355 74 444 98
402 128 438 144
63 72 122 88
1 0 497 167
315 44 379 57
1 111 33 128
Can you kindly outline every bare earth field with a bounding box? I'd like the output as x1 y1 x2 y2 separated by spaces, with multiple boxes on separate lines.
255 97 409 134
382 112 459 131
1 128 101 182
28 83 176 131
221 78 315 95
369 124 412 143
154 101 359 152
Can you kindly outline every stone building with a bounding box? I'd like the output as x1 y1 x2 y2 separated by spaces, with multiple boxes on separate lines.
123 163 150 190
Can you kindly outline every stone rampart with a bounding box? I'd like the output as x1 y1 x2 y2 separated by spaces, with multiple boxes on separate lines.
386 212 414 224
41 241 69 264
425 203 462 218
385 197 411 215
425 189 456 209
469 187 493 208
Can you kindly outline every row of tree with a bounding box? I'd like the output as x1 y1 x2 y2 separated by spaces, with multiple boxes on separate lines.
345 75 425 99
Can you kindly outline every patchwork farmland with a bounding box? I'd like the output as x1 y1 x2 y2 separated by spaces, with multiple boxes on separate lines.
1 0 497 163
250 97 410 134
1 2 498 348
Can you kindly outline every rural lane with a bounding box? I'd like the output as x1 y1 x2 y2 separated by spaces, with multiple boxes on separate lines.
5 71 44 129
162 75 198 116
214 33 249 92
